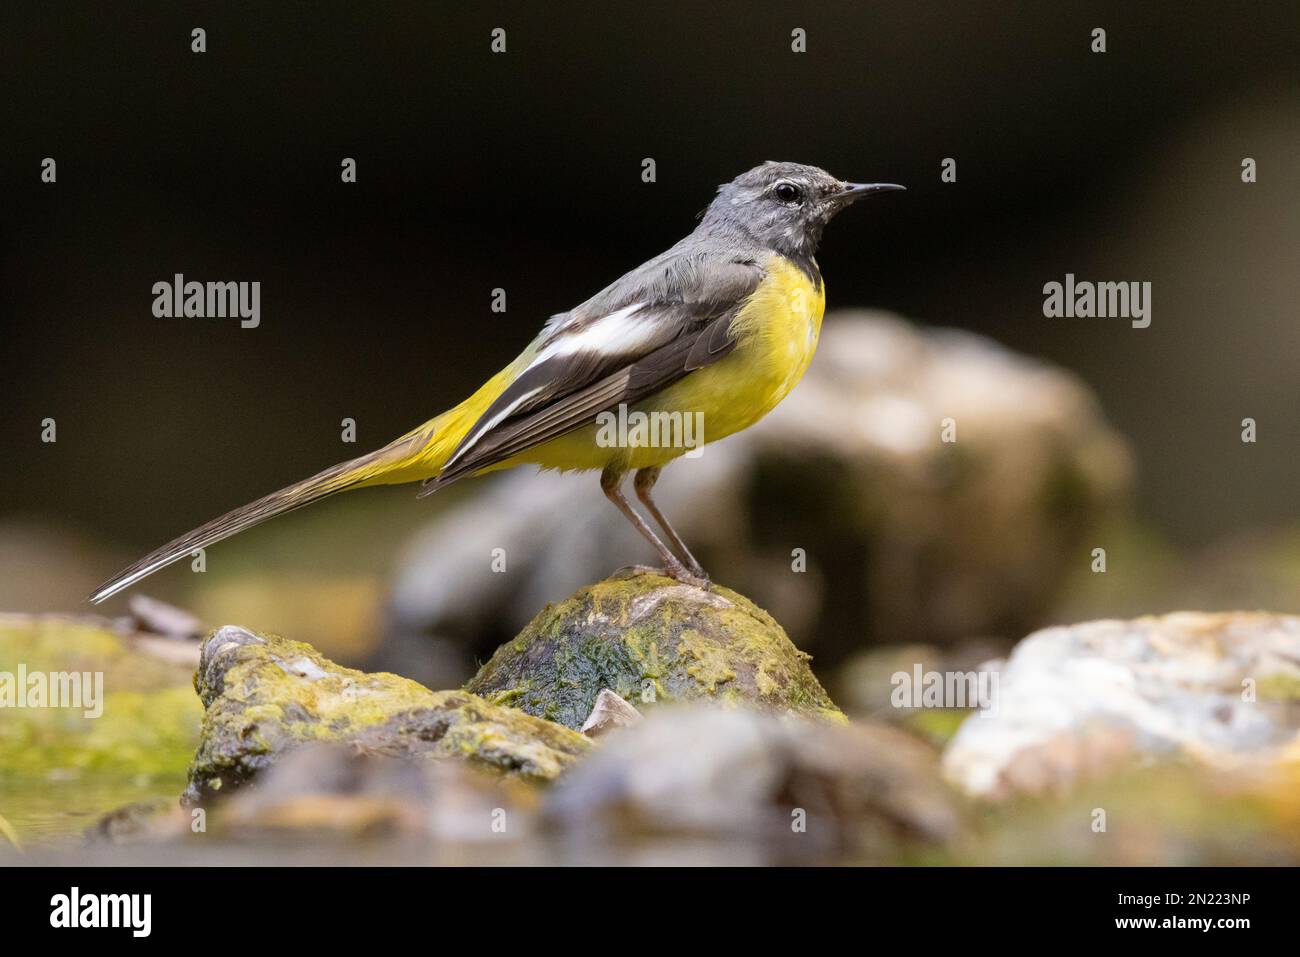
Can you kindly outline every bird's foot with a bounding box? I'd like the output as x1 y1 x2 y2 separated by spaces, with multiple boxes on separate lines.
663 558 711 590
683 558 709 580
614 562 710 590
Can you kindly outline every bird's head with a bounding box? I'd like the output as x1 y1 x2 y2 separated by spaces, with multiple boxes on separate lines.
701 161 904 259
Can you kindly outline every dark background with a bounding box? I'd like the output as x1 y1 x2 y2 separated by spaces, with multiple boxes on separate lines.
3 1 1298 566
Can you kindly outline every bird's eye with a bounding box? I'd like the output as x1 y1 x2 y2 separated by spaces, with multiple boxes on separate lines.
773 182 802 204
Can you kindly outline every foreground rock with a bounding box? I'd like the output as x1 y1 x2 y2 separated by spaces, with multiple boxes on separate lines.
465 571 843 729
379 311 1132 687
185 625 590 804
87 744 541 863
90 708 959 864
76 611 1300 865
214 746 535 842
545 707 959 862
942 612 1300 799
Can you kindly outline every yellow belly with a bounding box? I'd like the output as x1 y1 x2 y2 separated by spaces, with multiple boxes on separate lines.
520 255 825 472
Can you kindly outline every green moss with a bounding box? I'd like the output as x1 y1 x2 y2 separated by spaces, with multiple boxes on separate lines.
0 615 196 692
902 708 971 746
1255 672 1300 701
466 570 843 729
185 625 590 804
0 615 203 845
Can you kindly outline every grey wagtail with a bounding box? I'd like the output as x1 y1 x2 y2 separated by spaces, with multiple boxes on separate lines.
92 162 903 602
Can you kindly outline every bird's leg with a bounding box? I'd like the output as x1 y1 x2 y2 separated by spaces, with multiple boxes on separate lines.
601 465 706 587
634 466 709 581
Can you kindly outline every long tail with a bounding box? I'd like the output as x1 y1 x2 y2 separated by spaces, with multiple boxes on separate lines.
88 430 437 604
90 351 535 604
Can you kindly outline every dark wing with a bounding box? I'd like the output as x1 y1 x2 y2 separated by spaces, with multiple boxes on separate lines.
424 253 762 491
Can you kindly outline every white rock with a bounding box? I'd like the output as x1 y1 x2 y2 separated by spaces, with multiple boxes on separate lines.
942 612 1300 798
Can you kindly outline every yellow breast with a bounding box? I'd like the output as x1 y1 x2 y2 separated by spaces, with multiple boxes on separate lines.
508 255 826 473
728 255 826 405
640 255 825 446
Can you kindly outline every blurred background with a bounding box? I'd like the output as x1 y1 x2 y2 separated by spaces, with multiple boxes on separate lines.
5 0 1300 865
3 0 1299 680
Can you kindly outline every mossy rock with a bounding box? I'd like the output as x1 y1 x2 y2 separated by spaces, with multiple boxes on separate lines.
185 625 590 804
465 571 843 729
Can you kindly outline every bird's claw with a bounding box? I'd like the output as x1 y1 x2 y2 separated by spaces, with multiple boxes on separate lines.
615 562 710 590
664 560 710 590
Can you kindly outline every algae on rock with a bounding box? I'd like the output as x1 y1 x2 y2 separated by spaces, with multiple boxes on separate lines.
465 571 843 729
185 625 590 804
0 614 202 844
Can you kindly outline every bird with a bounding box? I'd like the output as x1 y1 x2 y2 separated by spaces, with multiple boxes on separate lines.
91 162 903 603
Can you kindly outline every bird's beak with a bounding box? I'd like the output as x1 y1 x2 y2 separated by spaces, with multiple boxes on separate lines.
830 182 906 205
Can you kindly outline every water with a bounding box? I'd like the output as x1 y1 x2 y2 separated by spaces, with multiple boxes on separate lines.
0 772 187 849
